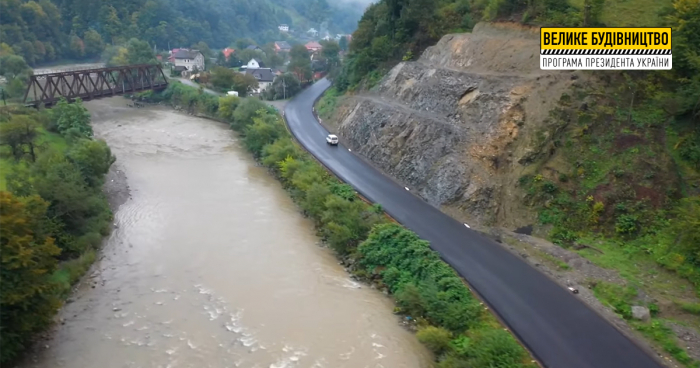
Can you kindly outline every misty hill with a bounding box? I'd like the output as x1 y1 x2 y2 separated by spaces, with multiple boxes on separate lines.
0 0 366 65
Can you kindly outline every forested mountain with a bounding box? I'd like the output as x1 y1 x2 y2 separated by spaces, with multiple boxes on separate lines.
0 0 364 66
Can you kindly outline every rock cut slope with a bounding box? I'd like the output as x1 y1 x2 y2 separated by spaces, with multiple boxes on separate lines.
335 22 579 229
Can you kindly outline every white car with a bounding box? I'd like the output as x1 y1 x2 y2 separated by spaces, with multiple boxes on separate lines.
326 134 339 146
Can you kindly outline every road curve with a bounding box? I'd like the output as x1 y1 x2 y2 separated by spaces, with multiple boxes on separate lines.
284 78 664 368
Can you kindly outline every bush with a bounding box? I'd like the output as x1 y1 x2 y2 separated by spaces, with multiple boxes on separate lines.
416 326 453 355
463 328 529 368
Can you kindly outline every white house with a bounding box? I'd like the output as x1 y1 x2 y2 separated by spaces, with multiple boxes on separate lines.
278 24 289 32
245 68 275 94
307 28 318 37
171 49 205 71
246 58 265 69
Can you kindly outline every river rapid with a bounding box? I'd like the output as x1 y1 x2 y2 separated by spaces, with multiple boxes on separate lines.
18 97 431 368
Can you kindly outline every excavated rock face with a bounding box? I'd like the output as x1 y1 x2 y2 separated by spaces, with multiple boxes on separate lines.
334 22 578 228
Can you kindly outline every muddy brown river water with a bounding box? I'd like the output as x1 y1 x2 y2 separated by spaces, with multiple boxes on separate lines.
18 97 431 368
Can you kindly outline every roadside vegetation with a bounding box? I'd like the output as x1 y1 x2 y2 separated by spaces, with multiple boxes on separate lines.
315 86 343 121
140 81 536 367
0 99 115 364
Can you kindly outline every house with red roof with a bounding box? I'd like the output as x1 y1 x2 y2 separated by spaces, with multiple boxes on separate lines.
305 41 322 52
222 47 235 61
274 41 291 53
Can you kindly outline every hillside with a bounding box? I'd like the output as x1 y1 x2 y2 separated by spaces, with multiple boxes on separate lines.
319 8 700 367
0 0 360 66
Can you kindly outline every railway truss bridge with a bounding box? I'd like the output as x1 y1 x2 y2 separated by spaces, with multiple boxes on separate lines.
24 64 168 108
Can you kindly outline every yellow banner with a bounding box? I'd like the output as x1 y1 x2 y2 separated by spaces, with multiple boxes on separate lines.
540 27 672 50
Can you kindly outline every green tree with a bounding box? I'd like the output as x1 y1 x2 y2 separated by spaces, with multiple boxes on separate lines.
416 326 453 355
463 329 527 368
0 115 40 161
66 139 115 188
51 98 93 138
125 38 156 65
290 44 309 62
243 112 284 157
339 36 348 51
217 95 241 122
98 5 122 44
102 45 128 66
671 196 700 265
69 34 85 58
0 55 31 80
83 29 105 57
231 73 259 97
0 192 61 364
264 73 301 100
232 99 269 130
320 40 341 67
209 66 237 90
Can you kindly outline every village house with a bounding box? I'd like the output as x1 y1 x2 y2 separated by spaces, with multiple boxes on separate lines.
222 47 235 61
246 45 262 51
170 49 205 71
307 28 318 37
245 58 265 69
274 41 291 53
305 41 322 52
245 68 275 94
278 24 289 32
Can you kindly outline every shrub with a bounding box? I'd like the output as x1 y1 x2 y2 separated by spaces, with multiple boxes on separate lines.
416 326 453 355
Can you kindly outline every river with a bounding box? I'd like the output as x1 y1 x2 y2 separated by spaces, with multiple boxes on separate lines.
17 97 431 368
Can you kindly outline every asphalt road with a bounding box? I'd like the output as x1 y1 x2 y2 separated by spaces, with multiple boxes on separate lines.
284 78 665 368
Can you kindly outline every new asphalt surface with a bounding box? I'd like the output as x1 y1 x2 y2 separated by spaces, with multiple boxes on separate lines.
283 78 665 368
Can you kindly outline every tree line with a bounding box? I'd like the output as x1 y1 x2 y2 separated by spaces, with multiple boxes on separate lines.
0 99 115 364
0 0 356 69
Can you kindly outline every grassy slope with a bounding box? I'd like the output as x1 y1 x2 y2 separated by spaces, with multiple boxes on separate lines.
569 0 673 27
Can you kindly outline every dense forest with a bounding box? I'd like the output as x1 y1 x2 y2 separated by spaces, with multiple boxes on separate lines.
0 0 361 67
0 100 115 364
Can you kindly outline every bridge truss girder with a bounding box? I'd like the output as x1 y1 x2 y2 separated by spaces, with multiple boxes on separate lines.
24 64 169 107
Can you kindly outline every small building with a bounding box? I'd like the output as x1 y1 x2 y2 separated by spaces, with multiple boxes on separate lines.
246 45 262 51
278 24 289 32
172 49 205 71
222 47 235 61
245 68 275 94
172 65 187 76
307 28 318 37
245 58 265 69
274 41 291 53
305 41 322 52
